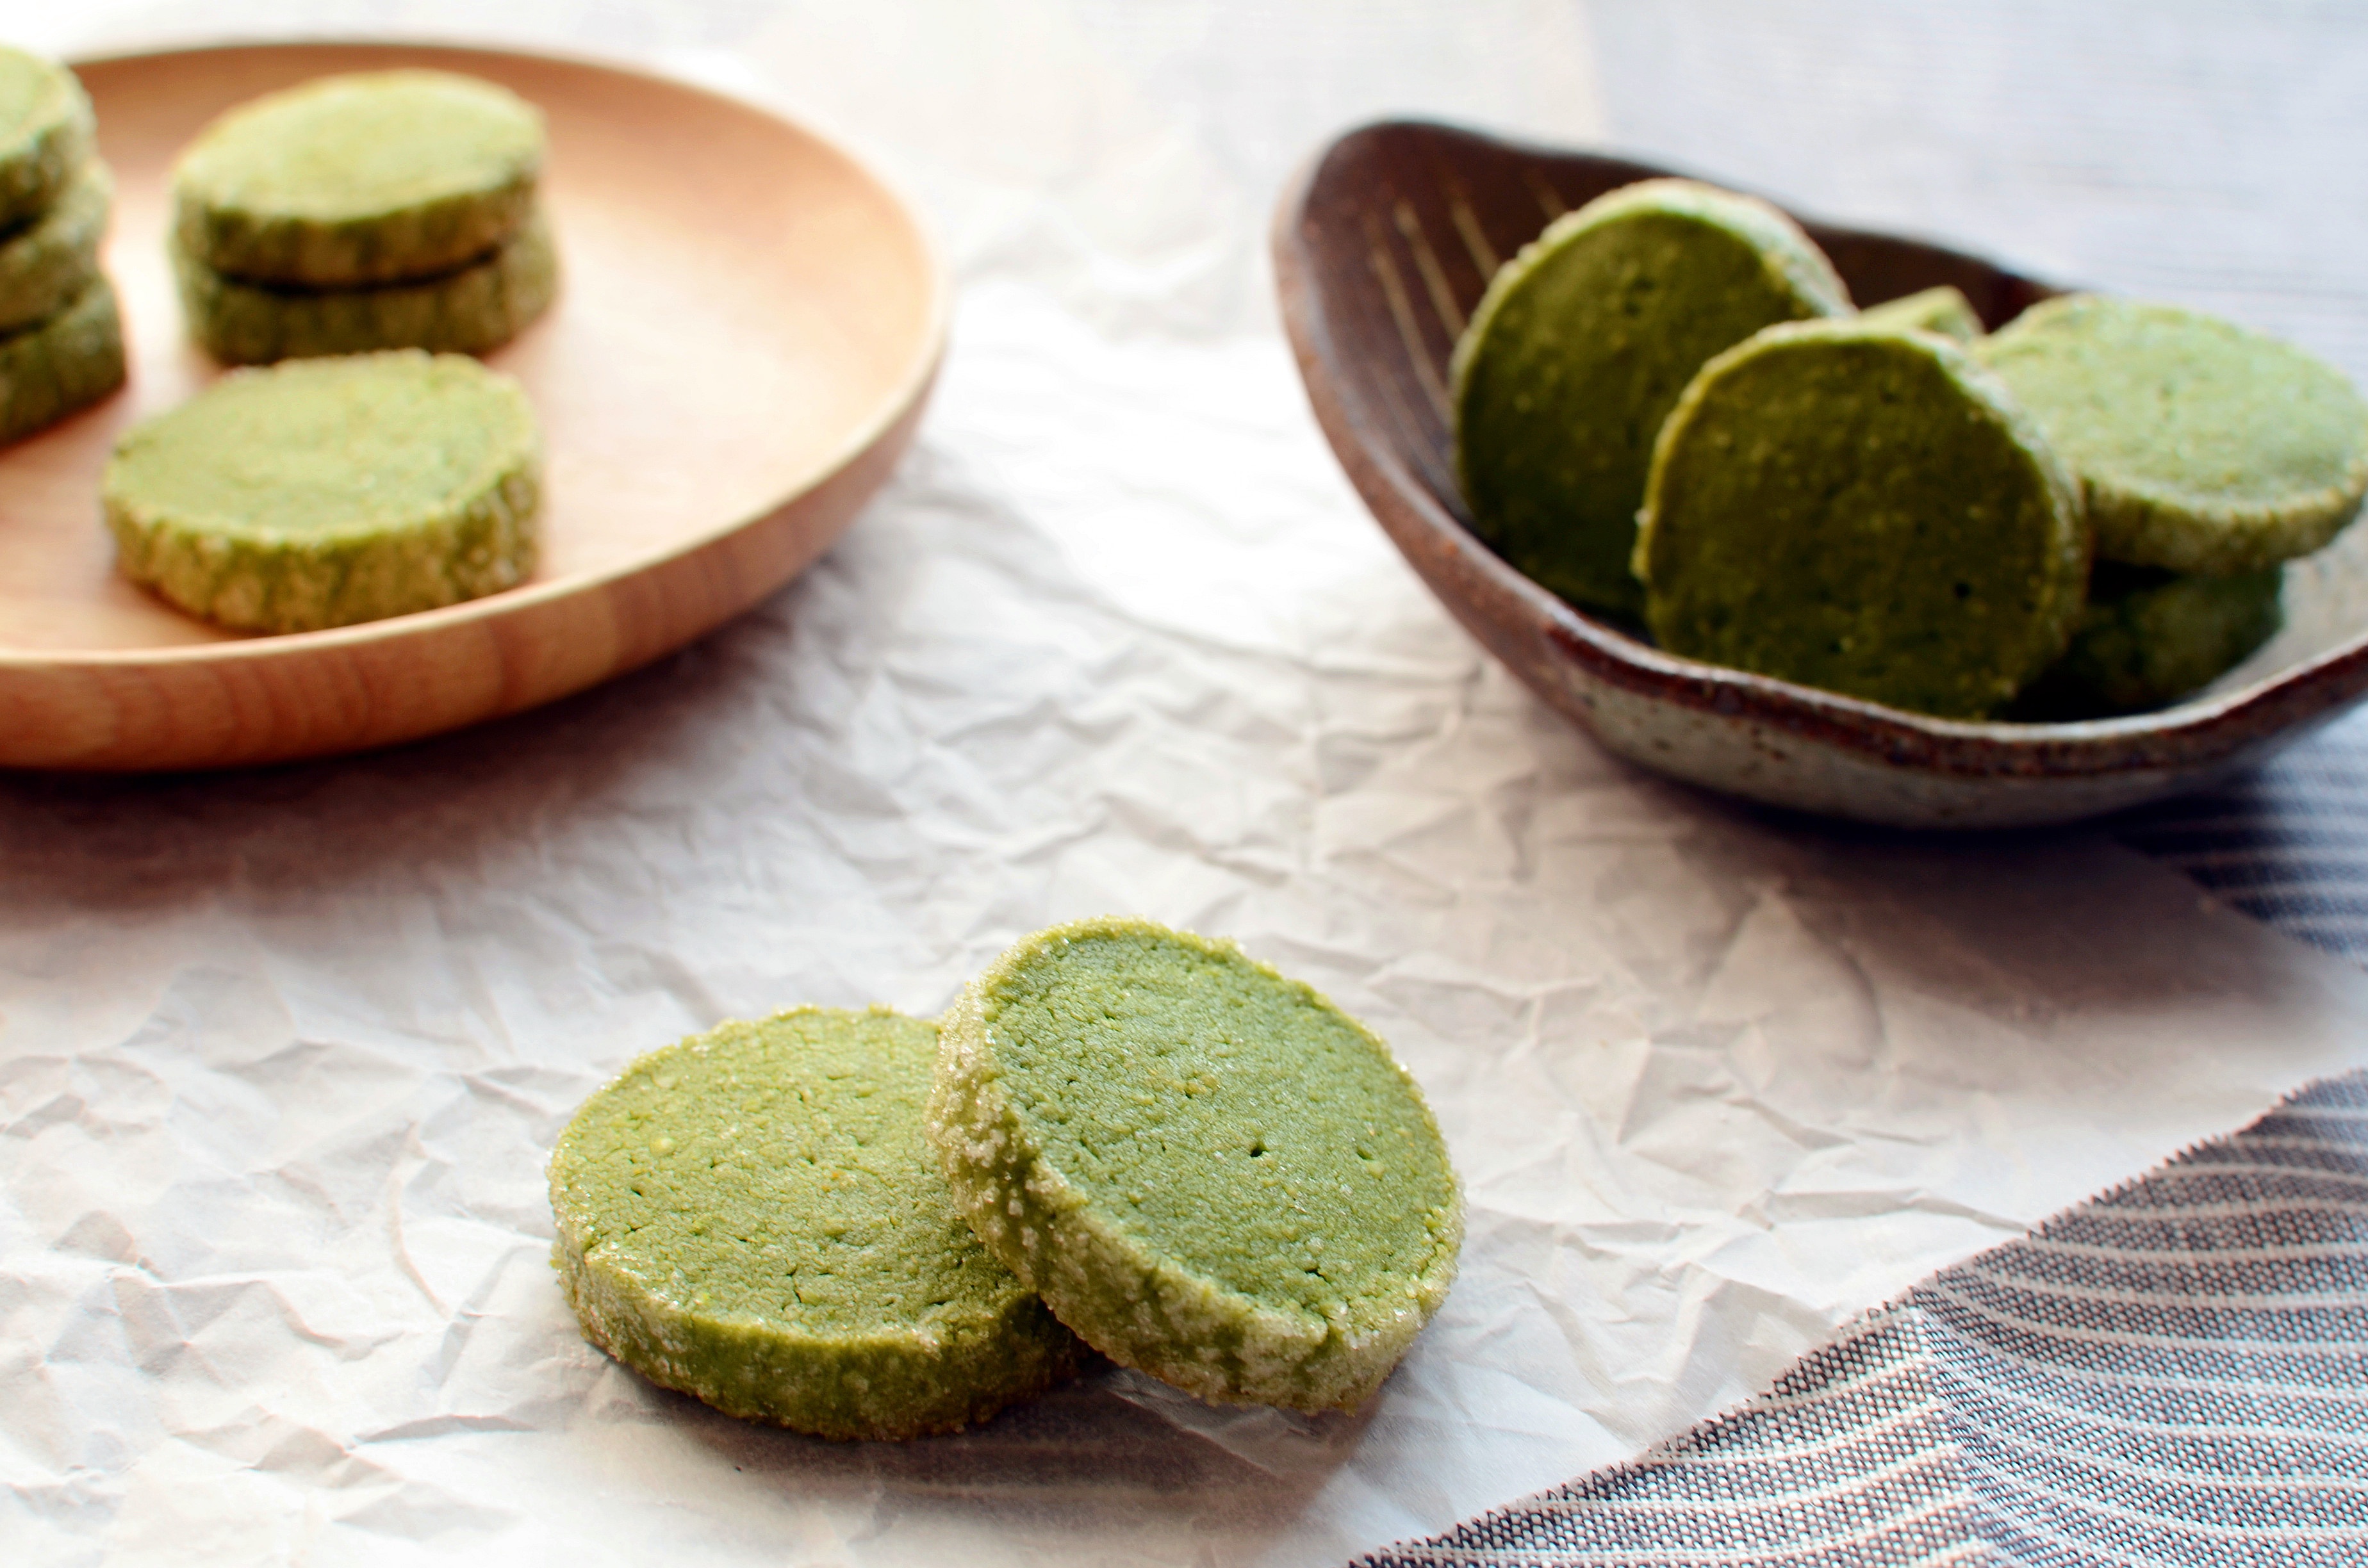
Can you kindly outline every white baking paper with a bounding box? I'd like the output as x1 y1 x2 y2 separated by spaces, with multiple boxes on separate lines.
8 4 2368 1565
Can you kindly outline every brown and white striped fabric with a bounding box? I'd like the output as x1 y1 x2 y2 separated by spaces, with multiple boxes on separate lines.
1360 1073 2368 1567
2119 714 2368 964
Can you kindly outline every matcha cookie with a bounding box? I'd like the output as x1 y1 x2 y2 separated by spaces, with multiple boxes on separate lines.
2016 562 2283 718
550 1007 1085 1441
174 207 557 364
174 69 545 286
1978 295 2368 575
0 159 109 335
0 48 93 231
1637 319 2087 719
0 274 125 446
1452 177 1852 619
104 350 541 633
1859 284 1983 344
929 917 1463 1413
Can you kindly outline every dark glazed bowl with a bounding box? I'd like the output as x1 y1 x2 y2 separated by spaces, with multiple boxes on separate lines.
1272 120 2368 828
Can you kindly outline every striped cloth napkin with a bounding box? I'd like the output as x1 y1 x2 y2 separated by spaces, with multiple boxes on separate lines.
1361 710 2368 1567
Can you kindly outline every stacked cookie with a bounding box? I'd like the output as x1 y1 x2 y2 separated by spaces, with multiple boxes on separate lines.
929 917 1465 1415
549 1007 1087 1442
1978 297 2354 715
170 69 557 364
548 918 1465 1440
1634 317 2086 721
1451 179 1852 623
1452 178 2368 719
0 47 126 445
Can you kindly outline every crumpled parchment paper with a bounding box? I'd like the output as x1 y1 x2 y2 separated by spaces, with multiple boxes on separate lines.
8 3 2368 1564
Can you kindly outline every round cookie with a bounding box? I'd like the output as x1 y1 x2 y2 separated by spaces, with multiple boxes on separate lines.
2017 563 2283 719
173 69 544 286
0 47 94 231
1859 284 1983 345
103 350 541 633
1977 295 2368 575
1636 319 2087 719
928 917 1463 1413
0 275 126 447
173 208 558 365
549 1007 1085 1441
1452 177 1852 619
0 159 110 336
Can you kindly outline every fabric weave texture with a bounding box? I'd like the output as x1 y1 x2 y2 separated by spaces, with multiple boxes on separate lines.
1363 1076 2368 1567
1365 715 2368 1566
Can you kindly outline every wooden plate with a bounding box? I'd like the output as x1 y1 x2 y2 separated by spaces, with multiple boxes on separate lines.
0 42 946 771
1274 120 2368 828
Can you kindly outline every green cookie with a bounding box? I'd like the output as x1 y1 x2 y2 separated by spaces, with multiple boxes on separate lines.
550 1007 1085 1441
1859 284 1983 345
1637 320 2087 719
173 69 545 286
2016 562 2283 719
929 917 1463 1413
0 48 93 232
103 350 541 633
1452 177 1852 619
0 159 110 336
0 274 125 447
1978 295 2368 575
173 207 557 364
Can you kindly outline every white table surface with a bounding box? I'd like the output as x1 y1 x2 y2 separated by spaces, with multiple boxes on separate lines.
10 5 2368 1565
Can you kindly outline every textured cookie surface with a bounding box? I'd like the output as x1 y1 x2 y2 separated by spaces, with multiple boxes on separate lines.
0 274 125 446
1978 295 2368 574
549 1007 1084 1441
103 350 541 633
0 159 110 335
174 69 544 285
0 47 92 231
1859 284 1984 344
1451 177 1851 619
174 206 557 364
1637 319 2087 719
928 917 1463 1413
2017 562 2283 718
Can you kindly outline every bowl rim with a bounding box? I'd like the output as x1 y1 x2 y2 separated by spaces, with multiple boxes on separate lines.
1272 117 2368 786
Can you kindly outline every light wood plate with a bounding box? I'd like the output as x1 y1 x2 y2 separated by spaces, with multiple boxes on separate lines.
0 42 947 771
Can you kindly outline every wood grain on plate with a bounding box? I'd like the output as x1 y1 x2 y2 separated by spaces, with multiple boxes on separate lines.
0 42 946 771
1274 120 2368 828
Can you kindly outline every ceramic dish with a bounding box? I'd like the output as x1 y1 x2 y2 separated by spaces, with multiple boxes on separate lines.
1273 120 2368 828
0 42 947 771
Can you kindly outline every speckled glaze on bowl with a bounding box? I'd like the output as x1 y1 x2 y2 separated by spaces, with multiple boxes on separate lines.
1272 120 2368 828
